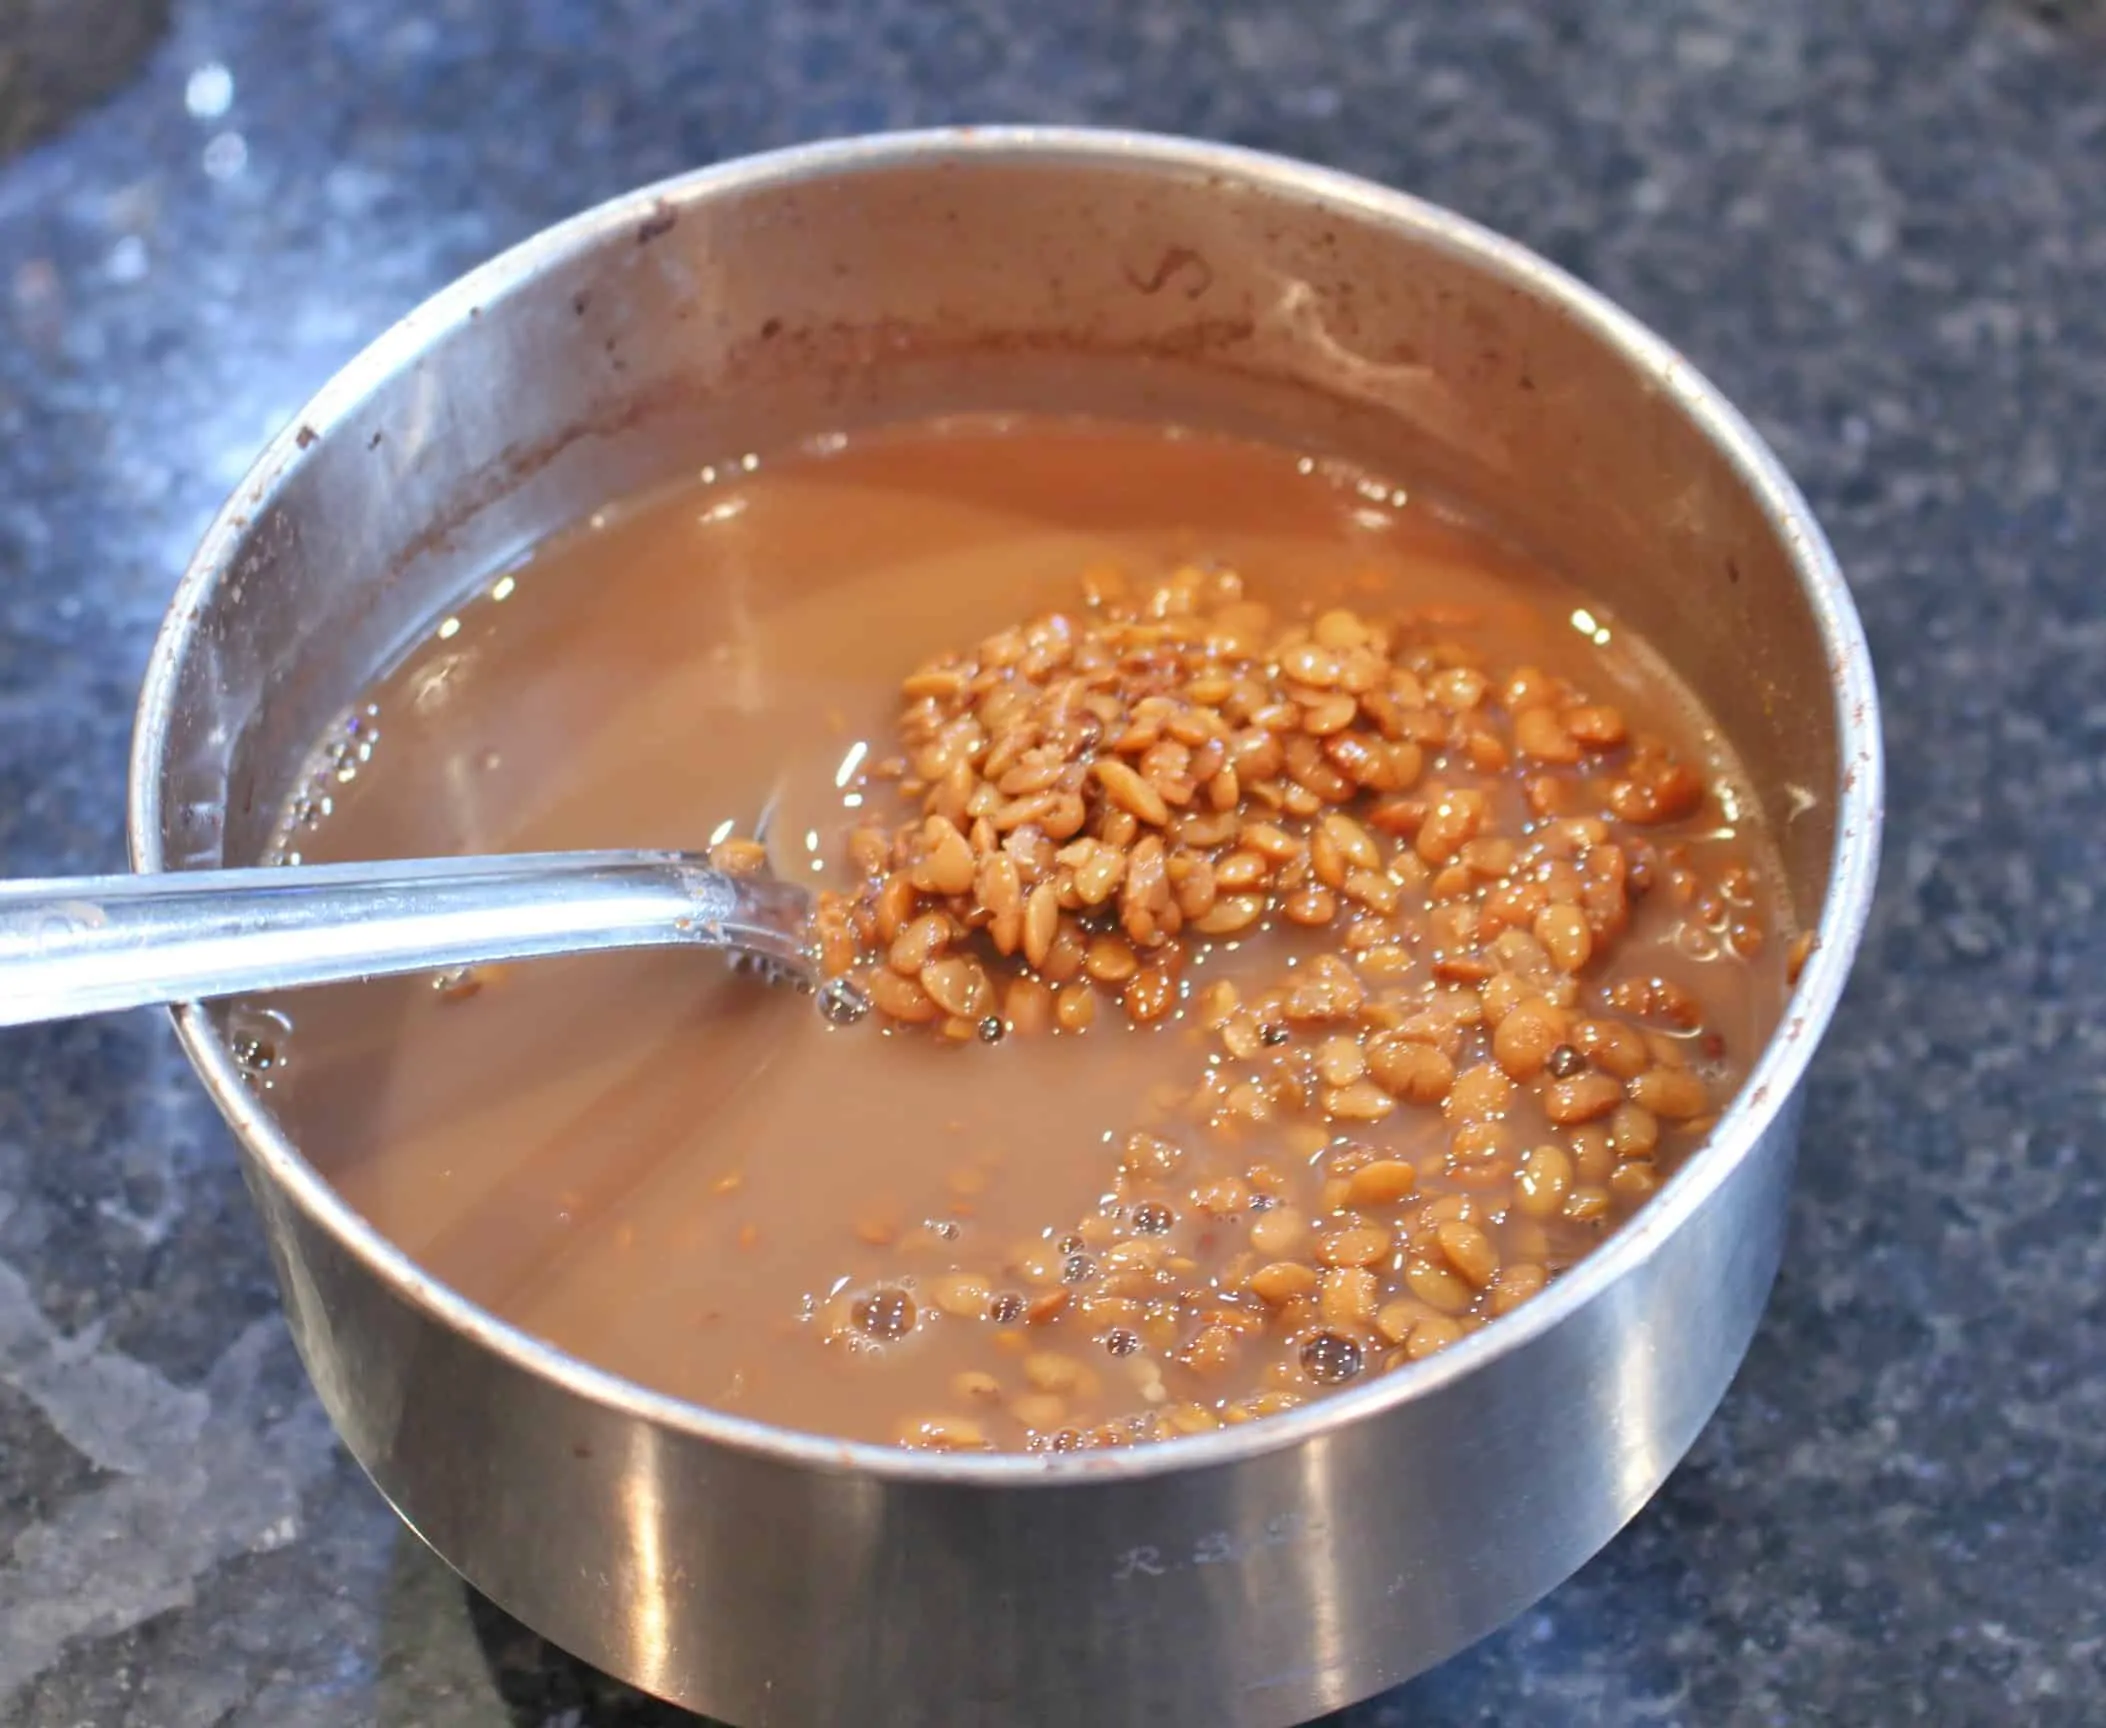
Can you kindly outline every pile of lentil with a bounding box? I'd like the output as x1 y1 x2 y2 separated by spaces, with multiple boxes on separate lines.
727 561 1793 1453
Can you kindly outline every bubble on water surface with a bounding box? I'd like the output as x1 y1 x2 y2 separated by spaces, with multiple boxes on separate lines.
227 1006 294 1090
818 976 871 1025
853 1288 917 1340
1300 1331 1365 1386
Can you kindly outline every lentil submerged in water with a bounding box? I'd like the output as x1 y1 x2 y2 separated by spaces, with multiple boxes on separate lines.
252 417 1790 1454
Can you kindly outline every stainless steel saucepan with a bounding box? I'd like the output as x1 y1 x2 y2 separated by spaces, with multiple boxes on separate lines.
128 129 1881 1726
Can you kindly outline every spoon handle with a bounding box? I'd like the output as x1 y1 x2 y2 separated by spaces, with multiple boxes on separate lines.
0 852 818 1028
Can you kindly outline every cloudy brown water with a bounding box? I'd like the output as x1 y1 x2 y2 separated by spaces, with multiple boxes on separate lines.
245 416 1788 1449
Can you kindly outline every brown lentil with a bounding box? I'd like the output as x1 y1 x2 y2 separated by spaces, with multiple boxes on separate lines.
1435 1221 1500 1288
1629 1065 1711 1121
1316 1225 1394 1268
1404 1315 1465 1360
1055 982 1097 1033
1610 1161 1662 1201
1544 1071 1624 1125
1367 1036 1456 1104
1319 1267 1381 1328
1345 1159 1419 1207
1491 997 1567 1082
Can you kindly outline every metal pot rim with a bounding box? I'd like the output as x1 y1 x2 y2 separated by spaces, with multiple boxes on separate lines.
127 124 1884 1488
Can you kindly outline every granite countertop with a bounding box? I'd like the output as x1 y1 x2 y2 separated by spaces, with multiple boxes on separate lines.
2 0 2101 1722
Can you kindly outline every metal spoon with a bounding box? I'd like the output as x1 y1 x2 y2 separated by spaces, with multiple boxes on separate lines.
0 851 869 1030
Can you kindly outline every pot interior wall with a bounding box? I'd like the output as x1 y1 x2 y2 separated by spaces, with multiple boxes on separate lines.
149 149 1840 949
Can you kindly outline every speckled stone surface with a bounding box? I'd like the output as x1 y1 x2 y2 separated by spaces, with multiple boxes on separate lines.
1 0 2101 1722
